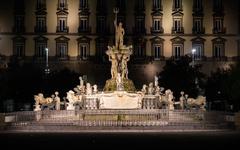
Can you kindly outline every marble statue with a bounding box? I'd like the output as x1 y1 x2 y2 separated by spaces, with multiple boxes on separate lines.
34 93 53 105
108 52 118 79
141 84 147 94
114 8 125 49
54 91 61 110
187 96 206 111
116 73 124 91
154 75 159 87
93 84 98 94
79 76 84 87
121 54 130 79
86 83 92 95
155 86 160 95
148 82 154 95
179 91 185 110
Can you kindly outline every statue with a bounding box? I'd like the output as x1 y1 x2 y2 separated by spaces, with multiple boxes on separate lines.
121 54 130 79
79 76 84 87
155 86 160 95
54 91 61 110
108 52 118 79
154 76 159 87
148 82 154 95
116 73 124 91
179 91 185 110
86 83 92 95
141 84 147 94
93 84 98 94
114 8 125 49
186 96 206 111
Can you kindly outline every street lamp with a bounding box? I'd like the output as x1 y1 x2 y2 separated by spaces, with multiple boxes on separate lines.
191 48 196 68
44 48 50 74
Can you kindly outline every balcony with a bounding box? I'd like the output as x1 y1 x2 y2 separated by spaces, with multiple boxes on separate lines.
12 26 25 33
212 27 226 34
78 26 91 34
151 27 164 34
34 26 47 33
192 27 205 34
132 27 146 35
172 27 184 34
56 26 69 33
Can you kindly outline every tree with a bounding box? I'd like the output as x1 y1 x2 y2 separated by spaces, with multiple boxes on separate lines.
158 56 206 99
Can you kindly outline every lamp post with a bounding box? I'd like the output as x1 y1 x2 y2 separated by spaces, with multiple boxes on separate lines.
191 48 196 68
44 48 50 74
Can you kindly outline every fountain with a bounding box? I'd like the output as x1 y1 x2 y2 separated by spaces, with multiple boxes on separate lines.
104 8 136 92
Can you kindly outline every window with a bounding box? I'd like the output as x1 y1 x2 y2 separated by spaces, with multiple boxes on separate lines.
171 37 185 59
136 0 144 10
153 44 163 60
14 15 25 33
55 36 69 59
57 43 68 58
193 18 204 34
173 0 182 10
134 40 146 58
173 45 183 59
35 36 48 58
212 37 226 59
153 0 162 10
35 17 46 33
213 17 225 33
213 44 224 58
152 16 163 33
192 44 204 60
116 0 126 10
96 39 108 62
57 17 68 32
97 16 106 34
172 17 183 33
58 0 67 9
213 0 223 11
13 36 25 57
97 0 105 11
79 44 89 60
79 17 88 31
15 44 25 57
80 0 88 9
36 0 46 9
36 43 46 57
135 16 145 33
193 0 202 11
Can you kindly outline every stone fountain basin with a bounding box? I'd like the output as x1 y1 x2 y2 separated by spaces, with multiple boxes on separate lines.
99 91 143 109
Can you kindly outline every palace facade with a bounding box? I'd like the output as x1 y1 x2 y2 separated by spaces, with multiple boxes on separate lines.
0 0 240 84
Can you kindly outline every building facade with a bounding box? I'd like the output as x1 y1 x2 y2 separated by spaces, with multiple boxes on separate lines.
0 0 240 84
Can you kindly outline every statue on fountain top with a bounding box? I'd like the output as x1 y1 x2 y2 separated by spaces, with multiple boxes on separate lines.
114 8 125 49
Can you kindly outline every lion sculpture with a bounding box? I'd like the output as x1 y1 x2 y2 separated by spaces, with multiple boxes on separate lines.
34 93 53 105
187 96 206 110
